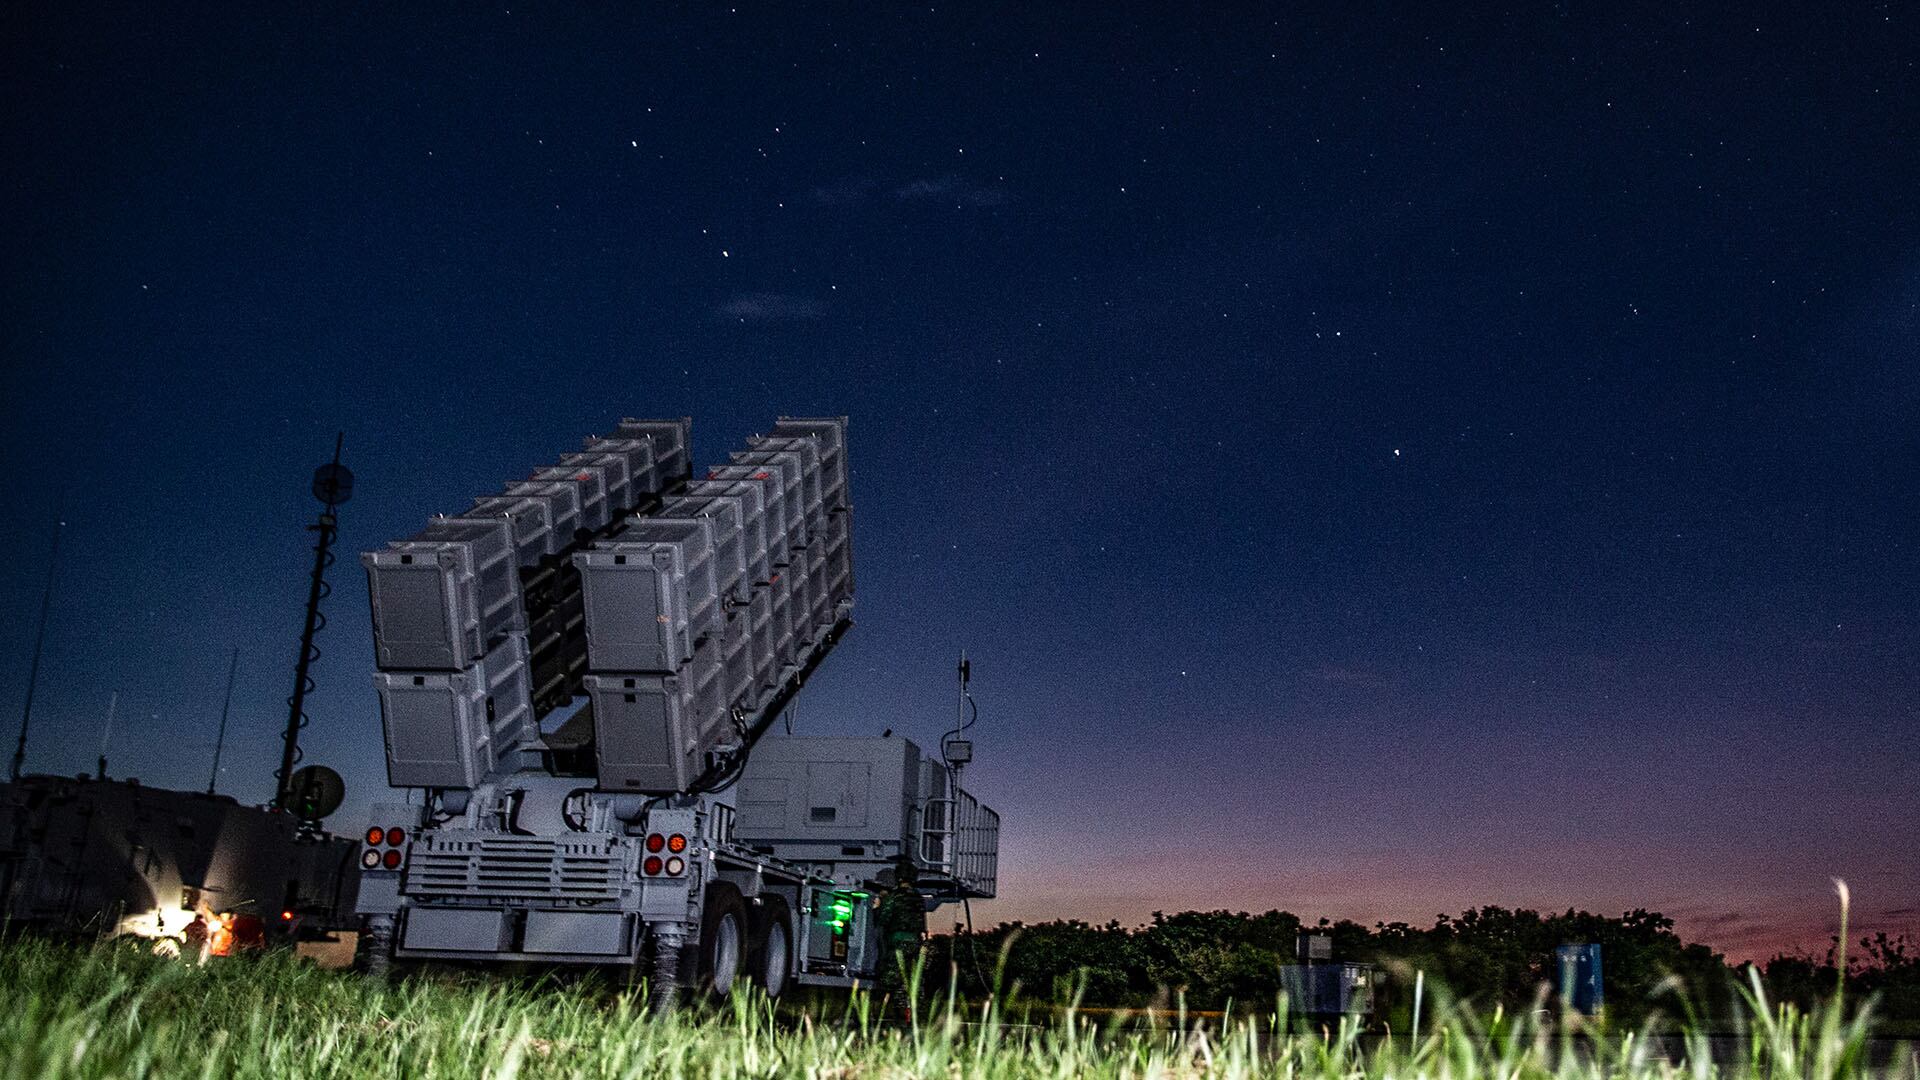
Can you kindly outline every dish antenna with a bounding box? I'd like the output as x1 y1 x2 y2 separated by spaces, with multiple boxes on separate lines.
286 764 346 821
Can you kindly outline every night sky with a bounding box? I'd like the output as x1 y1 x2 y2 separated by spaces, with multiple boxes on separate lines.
3 4 1915 961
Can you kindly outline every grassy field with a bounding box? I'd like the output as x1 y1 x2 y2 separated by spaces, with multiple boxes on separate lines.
0 936 1913 1079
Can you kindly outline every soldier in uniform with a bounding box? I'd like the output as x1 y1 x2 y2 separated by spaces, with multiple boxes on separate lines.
874 858 927 1017
181 912 210 960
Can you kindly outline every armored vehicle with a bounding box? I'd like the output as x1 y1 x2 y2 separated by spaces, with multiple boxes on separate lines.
0 774 358 953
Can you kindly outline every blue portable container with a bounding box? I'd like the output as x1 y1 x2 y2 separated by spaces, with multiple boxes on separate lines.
1555 943 1604 1015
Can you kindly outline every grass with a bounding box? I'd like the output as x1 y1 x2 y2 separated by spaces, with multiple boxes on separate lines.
0 935 1913 1079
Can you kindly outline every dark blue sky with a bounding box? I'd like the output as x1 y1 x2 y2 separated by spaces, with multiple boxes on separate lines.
3 3 1914 959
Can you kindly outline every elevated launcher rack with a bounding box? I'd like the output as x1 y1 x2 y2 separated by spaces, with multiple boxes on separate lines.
363 417 855 793
356 418 995 996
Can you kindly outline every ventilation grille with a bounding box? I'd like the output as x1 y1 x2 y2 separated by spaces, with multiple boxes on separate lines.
404 832 627 902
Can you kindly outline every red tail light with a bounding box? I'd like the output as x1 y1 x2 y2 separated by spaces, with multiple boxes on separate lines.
386 827 406 847
667 834 687 854
366 826 385 846
281 910 294 921
643 856 663 876
645 833 665 853
381 849 402 870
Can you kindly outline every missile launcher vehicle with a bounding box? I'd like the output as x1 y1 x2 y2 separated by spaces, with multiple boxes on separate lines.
355 417 998 1007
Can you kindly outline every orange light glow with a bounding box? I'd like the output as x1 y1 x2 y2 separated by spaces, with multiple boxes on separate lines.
209 915 235 957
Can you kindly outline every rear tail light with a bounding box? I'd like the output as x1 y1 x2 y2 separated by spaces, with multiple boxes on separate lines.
666 834 687 854
643 856 663 876
364 824 408 869
645 833 665 853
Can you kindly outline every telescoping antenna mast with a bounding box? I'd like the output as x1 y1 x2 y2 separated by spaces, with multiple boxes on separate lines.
9 515 63 782
208 647 239 795
95 692 117 780
942 652 976 777
274 435 353 813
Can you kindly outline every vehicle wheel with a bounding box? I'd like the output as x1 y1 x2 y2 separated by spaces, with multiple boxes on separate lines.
749 897 793 999
698 885 747 999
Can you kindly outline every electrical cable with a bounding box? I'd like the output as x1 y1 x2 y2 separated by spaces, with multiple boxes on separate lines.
941 692 977 768
277 535 333 797
631 794 667 837
961 895 989 993
703 757 748 795
684 618 850 797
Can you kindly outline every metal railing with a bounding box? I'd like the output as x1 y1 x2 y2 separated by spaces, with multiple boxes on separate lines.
918 784 999 898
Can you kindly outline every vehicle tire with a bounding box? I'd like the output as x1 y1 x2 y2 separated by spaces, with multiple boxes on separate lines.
698 885 748 999
748 897 793 1000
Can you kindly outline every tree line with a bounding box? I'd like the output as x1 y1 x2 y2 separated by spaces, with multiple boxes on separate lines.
921 907 1920 1026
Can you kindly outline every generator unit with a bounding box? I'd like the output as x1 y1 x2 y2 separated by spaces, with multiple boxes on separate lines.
355 417 998 1008
736 735 997 899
